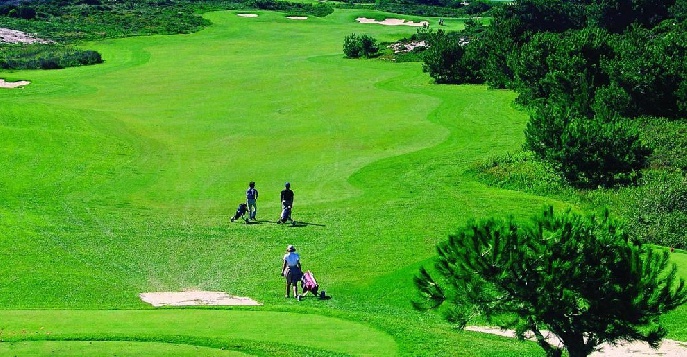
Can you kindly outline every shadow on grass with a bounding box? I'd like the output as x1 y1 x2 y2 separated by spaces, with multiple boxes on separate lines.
231 219 326 227
287 220 325 228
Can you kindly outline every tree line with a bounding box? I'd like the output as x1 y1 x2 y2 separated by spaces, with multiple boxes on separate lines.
413 0 687 250
423 0 687 189
411 4 687 355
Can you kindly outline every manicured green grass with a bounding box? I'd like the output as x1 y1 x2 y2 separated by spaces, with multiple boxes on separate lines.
0 341 249 357
0 9 684 356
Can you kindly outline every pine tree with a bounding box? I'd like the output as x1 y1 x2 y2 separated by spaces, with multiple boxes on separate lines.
414 206 687 357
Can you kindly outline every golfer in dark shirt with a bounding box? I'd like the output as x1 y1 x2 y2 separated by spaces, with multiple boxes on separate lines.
281 182 294 209
246 181 258 220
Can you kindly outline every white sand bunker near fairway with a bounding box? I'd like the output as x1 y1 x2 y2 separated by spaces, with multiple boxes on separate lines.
286 16 308 20
0 79 30 88
467 326 687 356
356 17 428 27
237 13 258 18
140 291 262 307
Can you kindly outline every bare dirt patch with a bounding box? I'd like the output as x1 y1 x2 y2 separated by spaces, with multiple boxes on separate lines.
0 28 51 44
0 79 30 88
466 326 687 356
139 291 262 307
356 17 429 27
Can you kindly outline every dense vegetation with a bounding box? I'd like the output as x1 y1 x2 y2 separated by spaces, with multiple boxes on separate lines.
417 0 687 249
0 43 102 69
343 33 379 58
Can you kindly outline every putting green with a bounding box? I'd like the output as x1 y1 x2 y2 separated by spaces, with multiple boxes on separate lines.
0 309 397 356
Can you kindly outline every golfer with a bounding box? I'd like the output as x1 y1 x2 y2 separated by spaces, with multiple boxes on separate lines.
281 244 302 299
246 181 258 220
280 182 294 210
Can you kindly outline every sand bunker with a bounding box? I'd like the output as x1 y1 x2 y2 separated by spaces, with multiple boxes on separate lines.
140 291 262 307
356 17 429 27
237 13 258 18
467 326 687 356
286 16 308 20
0 79 30 88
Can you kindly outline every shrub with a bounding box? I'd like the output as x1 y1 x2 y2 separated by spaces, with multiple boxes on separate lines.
422 29 482 84
469 150 570 197
525 106 651 188
343 33 378 58
622 170 687 249
637 116 687 170
343 34 363 58
0 44 103 70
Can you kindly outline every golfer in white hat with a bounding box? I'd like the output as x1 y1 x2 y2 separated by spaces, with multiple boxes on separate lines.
281 244 302 299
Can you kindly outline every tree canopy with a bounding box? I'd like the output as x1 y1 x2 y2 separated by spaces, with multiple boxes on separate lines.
421 0 687 188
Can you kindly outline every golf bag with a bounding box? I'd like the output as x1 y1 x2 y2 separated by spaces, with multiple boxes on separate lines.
301 270 319 296
231 203 248 222
278 205 293 224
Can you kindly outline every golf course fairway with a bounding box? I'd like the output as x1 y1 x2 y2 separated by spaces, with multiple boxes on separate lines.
2 9 686 356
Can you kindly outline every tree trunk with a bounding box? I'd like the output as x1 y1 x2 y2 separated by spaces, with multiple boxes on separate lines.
530 328 563 357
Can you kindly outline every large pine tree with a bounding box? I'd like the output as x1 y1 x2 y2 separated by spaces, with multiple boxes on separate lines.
414 206 687 357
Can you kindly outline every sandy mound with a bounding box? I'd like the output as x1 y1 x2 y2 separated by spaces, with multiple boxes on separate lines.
140 291 262 307
467 326 687 356
0 28 51 44
0 79 30 88
356 17 429 27
237 13 258 18
287 16 308 20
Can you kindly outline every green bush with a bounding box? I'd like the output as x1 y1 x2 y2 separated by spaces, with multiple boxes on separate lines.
638 116 687 170
622 170 687 249
422 29 482 84
525 105 651 188
343 33 378 58
469 150 570 197
250 0 333 17
0 44 103 70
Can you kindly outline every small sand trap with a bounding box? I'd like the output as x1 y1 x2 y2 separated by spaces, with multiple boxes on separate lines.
140 291 262 307
287 16 308 20
237 13 258 18
0 79 30 88
467 326 687 356
356 17 429 27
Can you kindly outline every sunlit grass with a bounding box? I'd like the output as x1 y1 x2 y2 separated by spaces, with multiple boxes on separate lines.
0 9 684 356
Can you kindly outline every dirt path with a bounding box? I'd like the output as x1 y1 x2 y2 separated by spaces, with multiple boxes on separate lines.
467 326 687 356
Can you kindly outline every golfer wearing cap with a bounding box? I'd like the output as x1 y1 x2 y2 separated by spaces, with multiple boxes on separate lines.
282 244 302 299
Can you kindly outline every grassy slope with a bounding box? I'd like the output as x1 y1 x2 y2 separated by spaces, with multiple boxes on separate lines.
0 9 684 356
